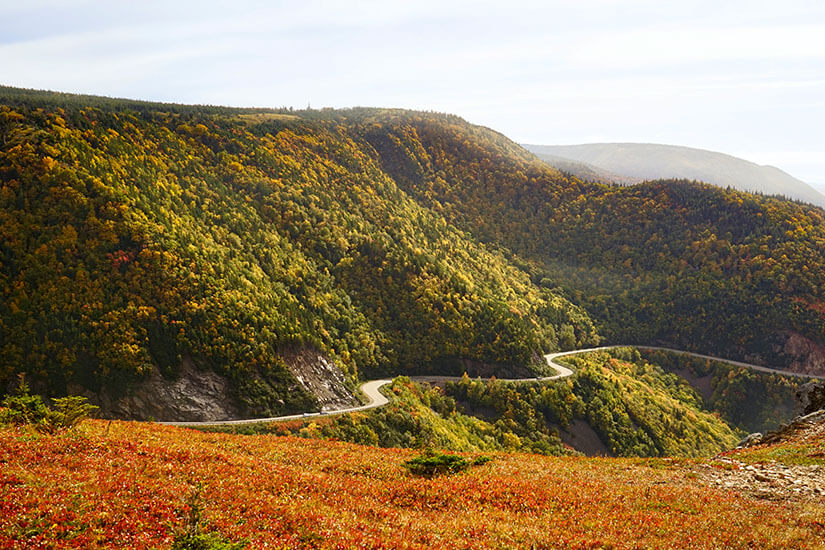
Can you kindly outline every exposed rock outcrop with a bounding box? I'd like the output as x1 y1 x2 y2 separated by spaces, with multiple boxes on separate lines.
736 432 763 449
279 347 359 411
80 347 357 421
703 411 825 501
776 331 825 376
86 347 359 420
737 410 825 449
90 357 241 422
796 381 825 416
699 457 824 501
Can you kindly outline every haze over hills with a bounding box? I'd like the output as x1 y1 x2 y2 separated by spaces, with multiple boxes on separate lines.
522 152 642 187
524 142 825 209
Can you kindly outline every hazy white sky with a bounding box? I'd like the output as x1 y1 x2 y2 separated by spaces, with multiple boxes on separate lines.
2 0 824 182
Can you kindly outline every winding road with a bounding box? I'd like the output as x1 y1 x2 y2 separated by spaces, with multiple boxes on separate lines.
161 345 820 427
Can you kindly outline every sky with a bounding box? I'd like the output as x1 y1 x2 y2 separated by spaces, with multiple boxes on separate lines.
2 0 824 183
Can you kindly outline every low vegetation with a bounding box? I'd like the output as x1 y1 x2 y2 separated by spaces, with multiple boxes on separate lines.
0 375 97 433
401 448 492 478
171 484 246 550
1 419 823 549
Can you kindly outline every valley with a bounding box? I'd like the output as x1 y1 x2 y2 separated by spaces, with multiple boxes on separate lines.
4 87 825 422
163 345 817 428
2 87 825 453
193 346 811 460
4 0 825 546
2 87 825 548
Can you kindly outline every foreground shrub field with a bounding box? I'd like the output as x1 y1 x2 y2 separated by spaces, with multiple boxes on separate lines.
2 420 823 549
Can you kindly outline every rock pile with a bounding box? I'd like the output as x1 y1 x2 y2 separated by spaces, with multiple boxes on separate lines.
736 409 825 449
700 378 825 502
700 457 824 501
700 413 825 501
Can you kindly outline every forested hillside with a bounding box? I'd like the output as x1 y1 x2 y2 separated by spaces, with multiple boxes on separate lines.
363 115 825 374
3 87 825 421
0 88 597 418
244 348 750 458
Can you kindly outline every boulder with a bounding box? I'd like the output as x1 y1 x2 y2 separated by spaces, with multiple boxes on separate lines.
736 432 763 448
796 381 825 416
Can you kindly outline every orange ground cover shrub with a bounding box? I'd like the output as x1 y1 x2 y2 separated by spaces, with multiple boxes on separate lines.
1 420 823 549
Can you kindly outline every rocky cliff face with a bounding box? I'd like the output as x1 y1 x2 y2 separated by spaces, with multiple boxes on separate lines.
89 357 240 422
279 347 359 411
776 331 825 376
797 381 825 416
87 347 357 421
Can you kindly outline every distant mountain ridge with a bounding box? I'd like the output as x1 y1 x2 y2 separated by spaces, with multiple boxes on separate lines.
524 142 825 208
527 152 642 186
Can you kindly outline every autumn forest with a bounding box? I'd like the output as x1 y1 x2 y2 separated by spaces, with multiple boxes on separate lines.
2 86 825 421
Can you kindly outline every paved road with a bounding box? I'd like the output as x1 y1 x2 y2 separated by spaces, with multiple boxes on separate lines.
162 378 394 427
630 345 822 378
161 345 819 427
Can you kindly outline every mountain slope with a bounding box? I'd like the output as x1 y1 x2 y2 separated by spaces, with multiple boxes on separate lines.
0 88 597 420
524 142 825 208
4 87 825 421
364 116 825 374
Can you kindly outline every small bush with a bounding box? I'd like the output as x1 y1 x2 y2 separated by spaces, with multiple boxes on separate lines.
43 396 100 433
172 484 246 550
0 375 98 433
171 532 246 550
471 455 494 466
0 376 50 426
402 449 493 478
